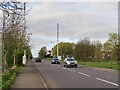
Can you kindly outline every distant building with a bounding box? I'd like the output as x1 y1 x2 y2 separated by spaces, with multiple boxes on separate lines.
46 50 53 57
101 45 112 60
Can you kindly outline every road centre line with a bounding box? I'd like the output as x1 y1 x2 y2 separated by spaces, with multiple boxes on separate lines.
78 72 90 77
96 78 119 87
67 69 75 72
46 61 118 87
67 68 72 71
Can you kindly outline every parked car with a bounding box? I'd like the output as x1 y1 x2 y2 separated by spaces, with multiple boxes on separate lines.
64 58 77 68
51 58 60 64
35 58 41 63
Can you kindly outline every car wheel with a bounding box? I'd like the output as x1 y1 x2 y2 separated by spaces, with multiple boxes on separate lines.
64 65 65 67
75 65 77 68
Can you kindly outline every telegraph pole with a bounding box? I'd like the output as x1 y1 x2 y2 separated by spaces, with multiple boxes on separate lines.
57 23 59 59
24 2 26 33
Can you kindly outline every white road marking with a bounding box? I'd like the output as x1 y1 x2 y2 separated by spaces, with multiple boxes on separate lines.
62 67 67 69
67 69 75 72
72 70 75 72
78 72 90 77
38 73 48 88
96 78 119 87
62 67 75 72
70 69 75 72
67 69 71 71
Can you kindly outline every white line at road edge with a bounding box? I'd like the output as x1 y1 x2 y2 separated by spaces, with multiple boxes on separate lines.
62 67 66 69
78 72 90 77
96 78 119 87
38 73 48 88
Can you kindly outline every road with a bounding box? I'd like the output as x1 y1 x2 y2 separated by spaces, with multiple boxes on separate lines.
33 59 119 88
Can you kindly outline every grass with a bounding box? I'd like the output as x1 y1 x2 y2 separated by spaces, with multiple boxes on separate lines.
45 58 52 61
45 57 119 70
2 67 22 90
77 61 120 70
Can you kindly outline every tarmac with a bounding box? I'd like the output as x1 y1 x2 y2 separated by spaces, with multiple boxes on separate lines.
11 60 46 89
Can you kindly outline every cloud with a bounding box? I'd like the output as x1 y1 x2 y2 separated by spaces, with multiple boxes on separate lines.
26 2 118 57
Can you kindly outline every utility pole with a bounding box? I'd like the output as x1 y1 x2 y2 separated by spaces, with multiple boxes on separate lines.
24 2 26 34
57 23 59 59
118 2 120 65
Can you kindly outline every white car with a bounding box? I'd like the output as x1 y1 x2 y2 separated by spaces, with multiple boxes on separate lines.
64 58 77 68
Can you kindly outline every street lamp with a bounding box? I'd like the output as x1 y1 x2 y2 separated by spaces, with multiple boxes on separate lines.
51 41 55 57
57 23 59 59
51 41 55 50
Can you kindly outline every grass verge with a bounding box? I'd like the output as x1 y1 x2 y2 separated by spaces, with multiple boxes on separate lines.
45 57 119 70
45 58 52 61
78 61 120 70
2 67 22 90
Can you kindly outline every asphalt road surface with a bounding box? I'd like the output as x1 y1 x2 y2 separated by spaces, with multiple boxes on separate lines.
34 59 119 88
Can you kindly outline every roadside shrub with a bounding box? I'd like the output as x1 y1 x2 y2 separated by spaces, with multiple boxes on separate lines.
2 67 22 90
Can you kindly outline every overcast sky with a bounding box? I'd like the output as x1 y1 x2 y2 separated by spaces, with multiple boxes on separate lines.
0 1 118 57
26 2 118 57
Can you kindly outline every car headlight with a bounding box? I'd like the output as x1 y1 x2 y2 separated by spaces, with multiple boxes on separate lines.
75 61 77 64
67 61 70 65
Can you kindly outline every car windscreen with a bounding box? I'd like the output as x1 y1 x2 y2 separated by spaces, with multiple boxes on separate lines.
67 59 75 61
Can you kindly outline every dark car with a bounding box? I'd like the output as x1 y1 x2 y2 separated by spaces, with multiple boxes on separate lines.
51 58 60 64
35 58 41 63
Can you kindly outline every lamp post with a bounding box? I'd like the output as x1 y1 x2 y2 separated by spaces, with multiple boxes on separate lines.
51 41 55 57
57 23 59 59
51 41 55 50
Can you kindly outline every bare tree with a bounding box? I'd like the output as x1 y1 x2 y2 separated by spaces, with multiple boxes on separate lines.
0 1 31 73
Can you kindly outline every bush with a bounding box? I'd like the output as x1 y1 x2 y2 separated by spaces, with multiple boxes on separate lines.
2 67 22 90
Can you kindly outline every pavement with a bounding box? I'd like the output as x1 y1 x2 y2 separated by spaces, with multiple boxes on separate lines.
12 60 46 88
12 59 119 89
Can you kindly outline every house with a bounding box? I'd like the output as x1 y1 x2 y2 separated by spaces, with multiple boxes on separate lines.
46 50 53 57
101 45 112 60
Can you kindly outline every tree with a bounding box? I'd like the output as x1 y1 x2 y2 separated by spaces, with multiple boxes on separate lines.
53 42 74 60
38 46 47 59
104 33 119 64
73 38 95 61
104 41 111 61
0 1 32 73
94 41 103 62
